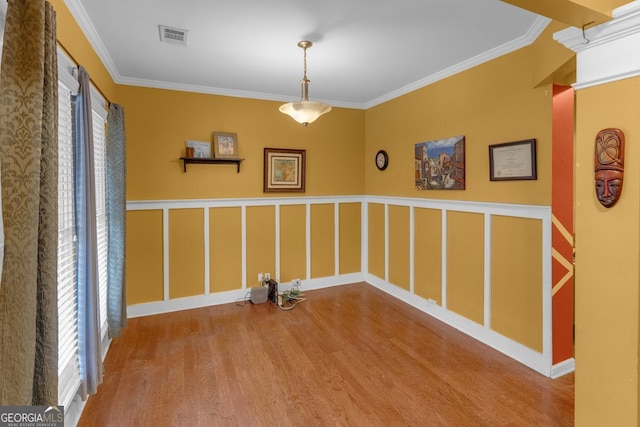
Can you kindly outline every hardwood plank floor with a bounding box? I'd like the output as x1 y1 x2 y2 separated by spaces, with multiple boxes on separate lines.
79 282 574 426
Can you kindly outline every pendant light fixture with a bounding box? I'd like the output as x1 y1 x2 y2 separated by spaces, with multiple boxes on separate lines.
279 41 332 127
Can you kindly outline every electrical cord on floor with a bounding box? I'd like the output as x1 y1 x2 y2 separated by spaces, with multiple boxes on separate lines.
235 290 252 306
274 282 306 311
236 281 306 309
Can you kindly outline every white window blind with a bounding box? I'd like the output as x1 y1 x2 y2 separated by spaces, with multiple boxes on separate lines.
93 109 109 338
57 81 80 409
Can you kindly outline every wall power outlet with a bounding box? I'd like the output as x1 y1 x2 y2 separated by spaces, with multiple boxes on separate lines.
292 278 301 287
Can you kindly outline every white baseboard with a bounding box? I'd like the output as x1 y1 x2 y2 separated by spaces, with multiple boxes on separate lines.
551 358 575 378
126 273 365 319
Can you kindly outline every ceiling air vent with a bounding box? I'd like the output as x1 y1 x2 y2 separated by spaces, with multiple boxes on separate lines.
159 25 188 46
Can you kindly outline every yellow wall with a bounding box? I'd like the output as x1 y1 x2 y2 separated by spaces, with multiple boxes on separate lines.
280 205 307 282
126 210 163 304
365 45 552 206
414 208 442 303
447 211 485 324
210 207 243 292
246 206 276 285
114 80 364 300
339 203 362 274
574 77 640 426
169 209 204 299
368 203 386 279
491 215 543 352
363 34 554 350
117 86 365 201
310 204 335 278
388 205 410 291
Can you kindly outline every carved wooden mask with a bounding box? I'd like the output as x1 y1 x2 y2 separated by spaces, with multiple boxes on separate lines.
595 128 625 208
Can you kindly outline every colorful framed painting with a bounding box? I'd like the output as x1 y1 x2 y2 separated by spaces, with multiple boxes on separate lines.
263 148 306 193
415 135 465 190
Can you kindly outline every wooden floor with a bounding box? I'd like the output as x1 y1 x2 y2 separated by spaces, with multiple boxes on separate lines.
79 282 574 426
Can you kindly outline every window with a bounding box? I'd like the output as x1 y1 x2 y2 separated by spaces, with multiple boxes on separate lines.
57 80 80 409
93 107 109 338
56 48 110 409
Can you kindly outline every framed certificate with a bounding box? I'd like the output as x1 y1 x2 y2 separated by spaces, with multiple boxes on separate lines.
186 140 211 158
489 139 537 181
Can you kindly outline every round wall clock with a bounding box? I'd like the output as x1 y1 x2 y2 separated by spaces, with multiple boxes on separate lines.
375 150 389 171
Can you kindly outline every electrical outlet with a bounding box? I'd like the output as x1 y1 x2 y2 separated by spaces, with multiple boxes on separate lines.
258 273 264 282
265 273 270 281
292 278 301 287
427 298 437 307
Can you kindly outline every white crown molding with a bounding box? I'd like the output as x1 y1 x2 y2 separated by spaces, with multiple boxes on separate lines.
117 76 365 110
553 1 640 90
63 0 121 82
364 16 551 109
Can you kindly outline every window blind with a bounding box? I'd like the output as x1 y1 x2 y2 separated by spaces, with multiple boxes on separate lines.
57 81 80 409
93 110 109 338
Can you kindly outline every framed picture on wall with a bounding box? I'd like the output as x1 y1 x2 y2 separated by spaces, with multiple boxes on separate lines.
263 148 306 193
212 131 239 159
414 135 465 190
489 139 537 181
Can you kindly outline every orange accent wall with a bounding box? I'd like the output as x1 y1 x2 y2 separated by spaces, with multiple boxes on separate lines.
552 85 575 364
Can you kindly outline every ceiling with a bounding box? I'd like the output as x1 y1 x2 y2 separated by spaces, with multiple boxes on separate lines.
68 0 548 109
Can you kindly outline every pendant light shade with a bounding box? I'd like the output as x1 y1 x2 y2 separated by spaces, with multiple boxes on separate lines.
279 101 332 126
279 41 331 126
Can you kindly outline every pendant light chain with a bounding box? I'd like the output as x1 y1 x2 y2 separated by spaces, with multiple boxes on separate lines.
303 44 308 81
301 44 310 102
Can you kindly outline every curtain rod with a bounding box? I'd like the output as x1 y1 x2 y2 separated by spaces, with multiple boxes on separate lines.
57 41 113 106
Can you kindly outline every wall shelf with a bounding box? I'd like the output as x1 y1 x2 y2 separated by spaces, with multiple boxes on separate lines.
179 157 244 173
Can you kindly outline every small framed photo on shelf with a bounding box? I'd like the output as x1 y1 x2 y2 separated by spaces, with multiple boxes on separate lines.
212 132 239 159
263 148 306 193
489 138 537 181
186 140 211 158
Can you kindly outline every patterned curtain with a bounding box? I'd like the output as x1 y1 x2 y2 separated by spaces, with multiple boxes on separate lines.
74 65 103 400
0 0 58 405
106 103 127 337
